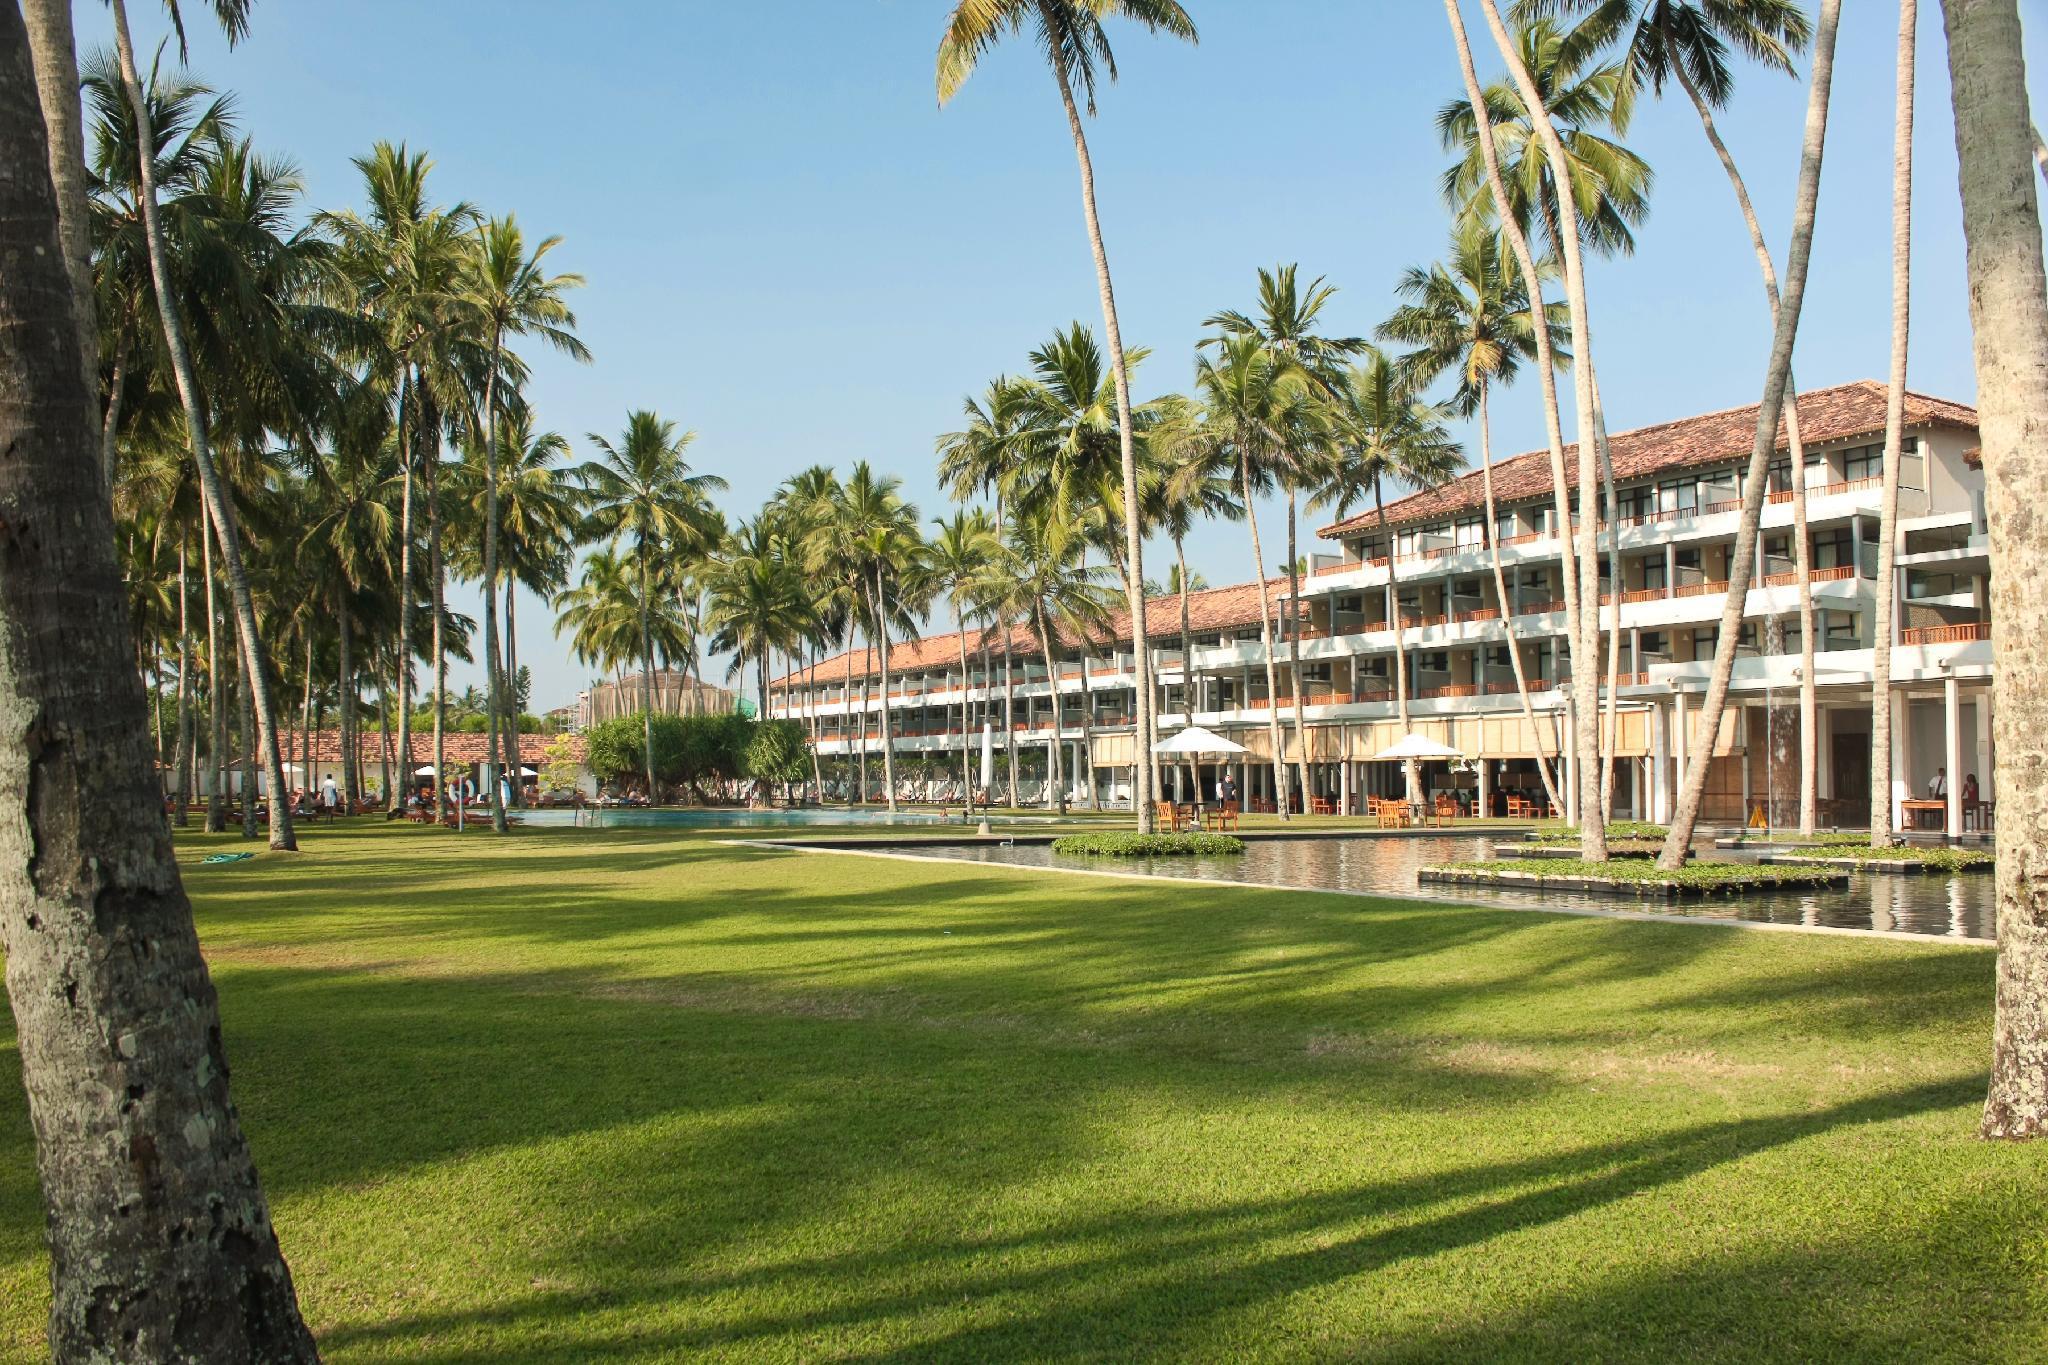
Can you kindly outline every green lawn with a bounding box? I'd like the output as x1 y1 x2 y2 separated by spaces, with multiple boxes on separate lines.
2 819 2041 1361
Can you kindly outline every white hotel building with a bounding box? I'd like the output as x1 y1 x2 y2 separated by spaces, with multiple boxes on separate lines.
767 381 1994 834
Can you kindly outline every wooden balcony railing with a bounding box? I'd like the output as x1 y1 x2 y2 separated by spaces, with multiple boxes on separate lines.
1769 474 1882 504
1453 606 1501 623
1902 621 1991 645
1514 598 1565 616
1616 586 1666 604
1497 530 1546 546
1484 678 1555 694
1414 683 1479 700
1674 579 1731 598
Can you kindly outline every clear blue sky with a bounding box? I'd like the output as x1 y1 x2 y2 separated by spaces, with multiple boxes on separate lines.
90 2 2029 713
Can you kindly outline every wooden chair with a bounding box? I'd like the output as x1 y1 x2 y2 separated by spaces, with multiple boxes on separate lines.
1154 800 1191 833
1434 794 1458 827
1310 796 1335 816
1506 795 1531 819
1204 800 1240 832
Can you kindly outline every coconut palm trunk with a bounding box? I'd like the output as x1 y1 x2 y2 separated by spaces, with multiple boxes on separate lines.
479 331 509 833
1045 51 1155 833
1034 606 1068 816
1442 0 1585 818
1478 380 1565 813
956 611 975 799
1240 452 1291 816
505 582 524 806
1079 648 1100 811
338 591 358 810
639 559 657 801
109 0 295 850
1003 634 1018 808
204 521 226 831
1177 538 1199 798
1658 0 1842 869
392 387 415 812
1941 0 2048 1137
429 445 448 818
0 29 319 1338
1283 491 1315 809
22 0 94 401
1871 1 1917 845
1475 0 1607 852
239 657 257 841
173 528 193 826
873 568 898 814
1376 479 1419 802
1668 34 1824 834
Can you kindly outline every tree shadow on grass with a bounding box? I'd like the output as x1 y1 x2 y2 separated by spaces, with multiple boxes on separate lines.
302 1076 1986 1363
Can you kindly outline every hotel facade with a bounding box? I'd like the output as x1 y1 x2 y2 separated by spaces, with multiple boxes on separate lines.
767 381 1994 834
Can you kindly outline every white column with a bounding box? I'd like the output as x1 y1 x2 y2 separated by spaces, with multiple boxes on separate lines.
1671 692 1688 817
1339 754 1352 815
1889 689 1908 835
1664 543 1677 598
1477 754 1491 819
1649 701 1670 823
1945 674 1963 837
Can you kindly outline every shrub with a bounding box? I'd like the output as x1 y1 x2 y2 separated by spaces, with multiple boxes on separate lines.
1051 832 1246 857
1530 822 1669 845
1778 843 1995 873
1427 858 1842 892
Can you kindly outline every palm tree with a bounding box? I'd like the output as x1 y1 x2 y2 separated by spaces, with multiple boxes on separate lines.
1311 350 1465 803
1150 400 1237 725
937 0 1196 832
1868 1 1916 846
991 511 1121 815
1942 0 2048 1141
703 519 812 722
1170 334 1318 816
1204 265 1365 807
1379 221 1569 812
1653 0 1842 868
319 141 480 814
928 509 1004 799
463 214 586 831
102 5 297 848
816 464 922 814
938 377 1033 803
1532 0 1821 831
577 411 726 801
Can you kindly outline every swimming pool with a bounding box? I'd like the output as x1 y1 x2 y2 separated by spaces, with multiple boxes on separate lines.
878 834 1996 940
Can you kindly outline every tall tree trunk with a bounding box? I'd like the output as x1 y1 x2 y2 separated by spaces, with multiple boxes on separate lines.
1283 490 1315 809
1443 0 1584 812
174 527 193 826
956 603 974 800
1376 480 1419 802
21 0 95 404
1047 50 1153 833
205 522 226 832
1942 0 2048 1137
639 555 657 802
1035 607 1067 816
480 328 508 833
1477 0 1606 855
1479 382 1565 813
1003 632 1018 808
1241 452 1290 817
1080 647 1100 811
1670 33 1824 835
428 440 447 818
1873 1 1918 845
857 630 871 803
239 650 258 840
99 323 126 485
873 568 898 815
391 388 414 813
377 653 394 808
109 0 295 852
1177 537 1199 799
0 28 318 1341
338 590 358 810
505 581 524 807
1659 0 1842 869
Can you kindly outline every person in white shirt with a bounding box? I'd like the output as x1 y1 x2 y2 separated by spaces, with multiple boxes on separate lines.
1928 767 1947 798
320 775 339 811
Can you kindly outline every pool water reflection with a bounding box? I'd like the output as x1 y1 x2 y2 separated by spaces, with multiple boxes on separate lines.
887 835 1995 940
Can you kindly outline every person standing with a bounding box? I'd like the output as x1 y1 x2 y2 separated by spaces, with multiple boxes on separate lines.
319 774 339 814
1929 767 1948 798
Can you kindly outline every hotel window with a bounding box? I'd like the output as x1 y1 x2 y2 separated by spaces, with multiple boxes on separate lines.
1495 510 1521 541
1639 631 1668 659
1300 662 1331 683
1336 595 1362 613
1812 527 1854 570
1484 645 1512 669
1641 556 1667 590
1455 517 1484 547
1700 468 1740 506
1842 444 1883 481
1616 483 1653 521
1419 651 1449 673
1659 477 1698 515
1824 612 1860 647
1693 627 1719 657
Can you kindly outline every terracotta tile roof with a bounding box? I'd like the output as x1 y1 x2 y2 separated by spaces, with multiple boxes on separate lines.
772 577 1303 688
1318 380 1979 540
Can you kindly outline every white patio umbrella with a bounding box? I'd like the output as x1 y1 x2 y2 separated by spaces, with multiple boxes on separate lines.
1374 733 1462 761
413 765 437 776
1151 724 1249 756
519 766 538 777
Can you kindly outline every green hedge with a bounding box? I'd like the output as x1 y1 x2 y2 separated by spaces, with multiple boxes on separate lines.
1530 822 1670 845
1051 833 1247 857
1778 843 1996 872
1430 858 1842 891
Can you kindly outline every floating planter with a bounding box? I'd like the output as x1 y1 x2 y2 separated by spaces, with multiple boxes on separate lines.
1051 832 1246 857
1419 859 1847 899
1767 845 1995 875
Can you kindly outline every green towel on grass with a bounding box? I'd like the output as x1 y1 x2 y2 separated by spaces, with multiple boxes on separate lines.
200 852 257 864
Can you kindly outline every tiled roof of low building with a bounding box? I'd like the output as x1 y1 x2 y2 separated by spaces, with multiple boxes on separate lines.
1319 380 1979 540
772 577 1303 689
254 730 585 767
